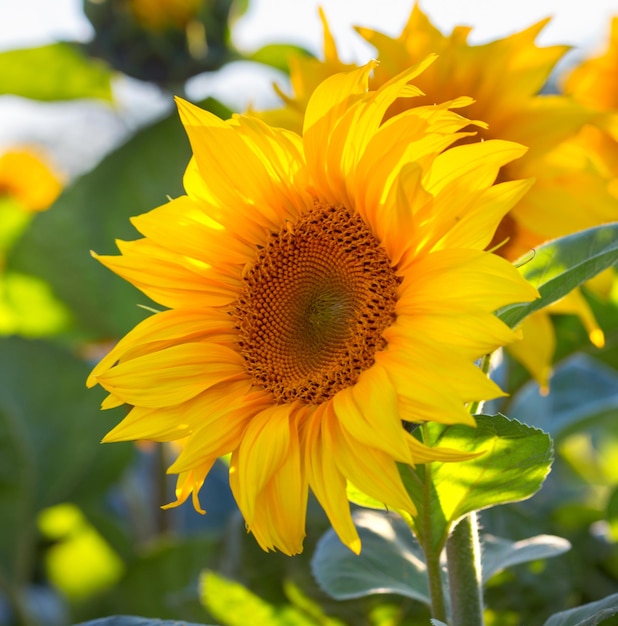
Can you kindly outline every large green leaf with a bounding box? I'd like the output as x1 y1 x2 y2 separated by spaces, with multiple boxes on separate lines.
507 355 618 440
311 509 430 605
497 223 618 329
481 534 570 582
0 43 113 101
0 337 132 585
7 99 229 339
543 593 618 626
404 415 553 553
311 509 569 605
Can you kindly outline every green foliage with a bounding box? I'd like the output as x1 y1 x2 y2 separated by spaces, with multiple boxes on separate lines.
0 43 114 101
480 534 571 582
199 569 336 626
404 415 553 553
543 592 618 626
497 224 618 328
312 509 570 611
505 355 618 440
0 337 132 588
311 510 430 604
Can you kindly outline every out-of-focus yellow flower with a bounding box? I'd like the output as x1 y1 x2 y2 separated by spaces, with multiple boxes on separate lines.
256 4 617 389
561 15 618 192
562 17 618 126
128 0 202 32
0 148 62 213
88 61 537 555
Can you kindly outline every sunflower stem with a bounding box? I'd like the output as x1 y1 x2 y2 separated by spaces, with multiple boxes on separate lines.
445 512 485 626
419 460 448 622
442 352 492 625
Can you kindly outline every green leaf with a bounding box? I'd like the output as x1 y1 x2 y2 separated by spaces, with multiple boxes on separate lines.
481 534 571 582
0 337 132 584
404 415 553 553
0 43 113 101
507 355 618 439
497 223 618 328
76 618 212 626
199 569 318 626
311 510 430 605
242 43 312 73
543 592 618 626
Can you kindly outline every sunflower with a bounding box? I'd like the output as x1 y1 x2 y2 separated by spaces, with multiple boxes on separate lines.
256 4 616 389
88 60 538 555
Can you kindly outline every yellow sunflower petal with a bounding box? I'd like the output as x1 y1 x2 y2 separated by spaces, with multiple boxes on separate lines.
550 288 605 349
333 365 412 463
93 240 238 310
325 415 416 515
103 403 192 443
168 391 271 472
162 459 215 515
230 404 297 524
303 404 361 554
243 413 307 555
130 195 254 268
95 343 244 408
405 432 483 464
507 312 555 392
88 307 235 387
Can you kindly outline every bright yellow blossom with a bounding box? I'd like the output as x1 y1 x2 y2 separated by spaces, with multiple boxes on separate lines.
88 60 538 555
257 4 617 389
0 149 62 213
562 17 618 125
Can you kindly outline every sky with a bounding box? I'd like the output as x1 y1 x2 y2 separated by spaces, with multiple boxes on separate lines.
1 0 617 176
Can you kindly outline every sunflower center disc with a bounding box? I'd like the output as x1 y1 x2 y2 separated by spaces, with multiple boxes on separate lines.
235 201 400 404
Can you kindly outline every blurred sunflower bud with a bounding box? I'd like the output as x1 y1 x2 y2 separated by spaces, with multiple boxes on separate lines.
83 0 236 88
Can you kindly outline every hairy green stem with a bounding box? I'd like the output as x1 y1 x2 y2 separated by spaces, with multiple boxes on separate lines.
419 460 447 621
444 353 492 625
446 513 484 626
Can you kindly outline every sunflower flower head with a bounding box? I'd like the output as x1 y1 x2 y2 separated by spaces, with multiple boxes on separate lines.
89 59 538 555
